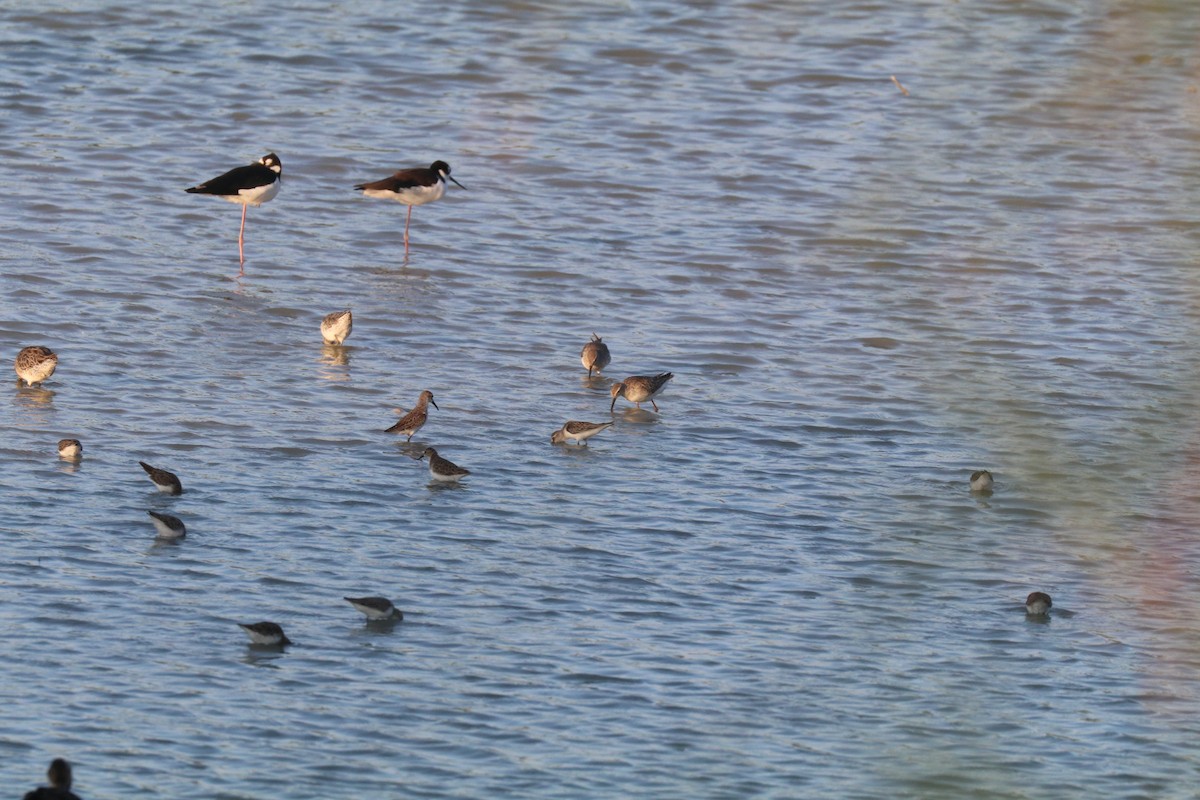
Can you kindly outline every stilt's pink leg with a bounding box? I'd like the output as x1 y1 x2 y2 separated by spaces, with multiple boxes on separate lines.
404 205 413 252
238 204 248 263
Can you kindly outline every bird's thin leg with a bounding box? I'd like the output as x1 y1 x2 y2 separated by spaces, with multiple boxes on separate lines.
651 400 659 412
404 205 413 252
238 204 248 264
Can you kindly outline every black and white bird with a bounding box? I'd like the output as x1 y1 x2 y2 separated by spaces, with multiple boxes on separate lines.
344 596 404 621
238 621 292 646
139 461 183 495
354 160 464 253
186 152 282 265
147 510 186 540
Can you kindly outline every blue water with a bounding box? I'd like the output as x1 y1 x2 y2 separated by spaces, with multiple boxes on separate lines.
3 1 1200 797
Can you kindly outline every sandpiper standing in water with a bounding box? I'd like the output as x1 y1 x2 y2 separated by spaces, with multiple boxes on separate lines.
610 372 674 412
551 421 613 445
354 160 465 253
421 447 470 482
321 310 353 345
345 596 404 621
970 470 994 493
238 621 292 646
386 390 439 441
139 461 183 495
15 345 57 387
580 333 611 378
1025 591 1052 616
147 510 187 540
186 152 282 266
58 439 82 460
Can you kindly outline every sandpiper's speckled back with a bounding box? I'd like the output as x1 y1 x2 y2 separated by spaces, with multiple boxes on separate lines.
580 333 611 377
15 345 58 386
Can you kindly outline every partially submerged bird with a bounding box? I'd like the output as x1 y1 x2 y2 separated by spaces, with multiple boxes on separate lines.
238 621 292 646
321 309 353 345
386 390 438 441
15 345 58 387
147 510 186 540
345 596 404 621
421 447 470 482
610 372 674 412
580 333 611 378
139 461 183 495
186 152 282 265
354 160 465 253
1025 591 1052 616
970 470 994 493
58 439 82 460
551 420 613 445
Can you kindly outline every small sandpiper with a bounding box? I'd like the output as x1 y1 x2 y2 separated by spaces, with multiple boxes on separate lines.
238 621 292 646
15 345 58 387
321 309 353 345
58 439 82 460
580 333 611 378
345 596 404 621
386 390 438 441
610 372 674 412
186 152 282 265
421 447 470 482
1025 591 1052 616
551 420 613 445
139 461 183 495
354 160 465 253
147 510 186 540
970 470 994 493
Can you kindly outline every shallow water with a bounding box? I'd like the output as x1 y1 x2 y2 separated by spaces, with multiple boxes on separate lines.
4 1 1200 797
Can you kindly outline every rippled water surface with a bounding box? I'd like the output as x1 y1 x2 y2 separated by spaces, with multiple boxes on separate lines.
4 1 1200 797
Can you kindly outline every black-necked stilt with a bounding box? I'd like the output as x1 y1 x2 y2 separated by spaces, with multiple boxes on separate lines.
354 160 464 252
186 152 282 265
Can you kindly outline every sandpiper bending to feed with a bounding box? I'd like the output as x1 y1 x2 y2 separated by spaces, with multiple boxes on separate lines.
147 510 186 540
551 420 613 445
345 596 404 621
580 333 611 378
58 439 82 460
970 470 994 493
610 372 674 412
354 160 465 253
140 461 183 495
1025 591 1052 616
186 152 282 265
15 345 57 387
386 390 438 441
321 309 353 345
238 621 292 646
421 447 470 482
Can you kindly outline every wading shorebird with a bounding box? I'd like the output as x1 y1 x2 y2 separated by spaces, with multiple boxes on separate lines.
320 310 353 345
238 621 292 646
147 510 187 540
344 596 404 621
1025 591 1052 616
580 333 611 378
551 420 613 445
420 447 470 482
354 160 464 253
969 470 994 493
186 152 282 265
58 439 82 460
386 390 438 441
610 372 673 412
15 345 57 387
139 461 183 495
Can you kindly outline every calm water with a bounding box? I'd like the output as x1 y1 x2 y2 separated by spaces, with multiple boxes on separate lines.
3 0 1200 797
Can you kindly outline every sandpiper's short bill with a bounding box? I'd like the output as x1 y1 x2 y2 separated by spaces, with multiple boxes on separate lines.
386 390 438 441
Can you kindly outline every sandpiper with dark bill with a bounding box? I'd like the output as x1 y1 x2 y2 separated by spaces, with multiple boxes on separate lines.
610 372 674 412
147 510 186 540
970 470 994 493
354 160 465 253
58 439 82 460
551 420 613 445
1025 591 1052 616
580 333 611 378
15 345 58 387
139 461 183 495
421 447 470 482
345 596 404 621
238 621 292 646
386 390 439 441
320 309 353 345
186 152 282 265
